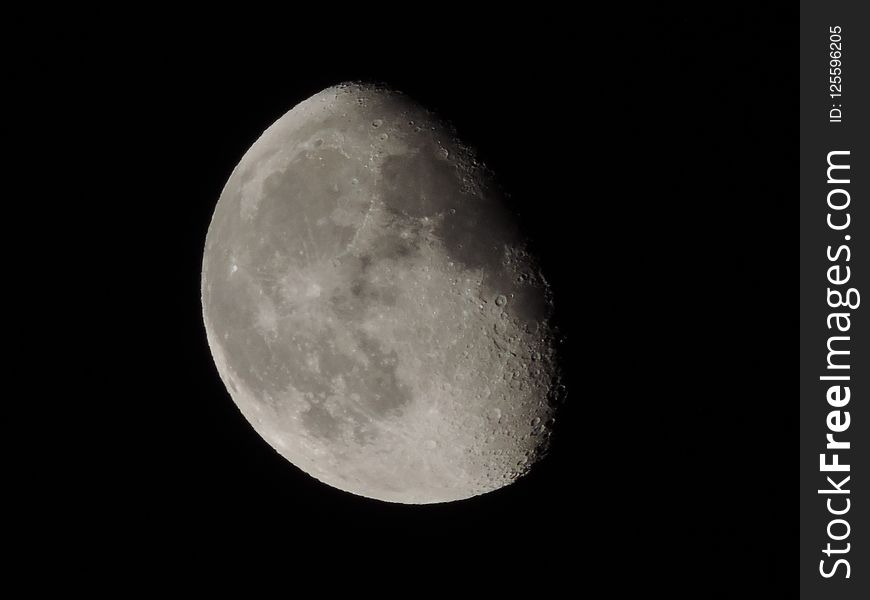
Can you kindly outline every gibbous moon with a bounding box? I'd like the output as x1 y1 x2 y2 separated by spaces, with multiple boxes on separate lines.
201 83 563 504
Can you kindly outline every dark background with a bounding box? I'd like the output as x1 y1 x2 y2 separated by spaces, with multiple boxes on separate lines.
9 6 795 594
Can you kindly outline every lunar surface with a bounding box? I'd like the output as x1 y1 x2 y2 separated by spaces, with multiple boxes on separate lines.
201 83 563 504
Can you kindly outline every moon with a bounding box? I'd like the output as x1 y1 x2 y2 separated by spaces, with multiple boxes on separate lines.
201 83 563 504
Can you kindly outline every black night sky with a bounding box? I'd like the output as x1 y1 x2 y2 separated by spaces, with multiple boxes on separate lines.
9 6 796 594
